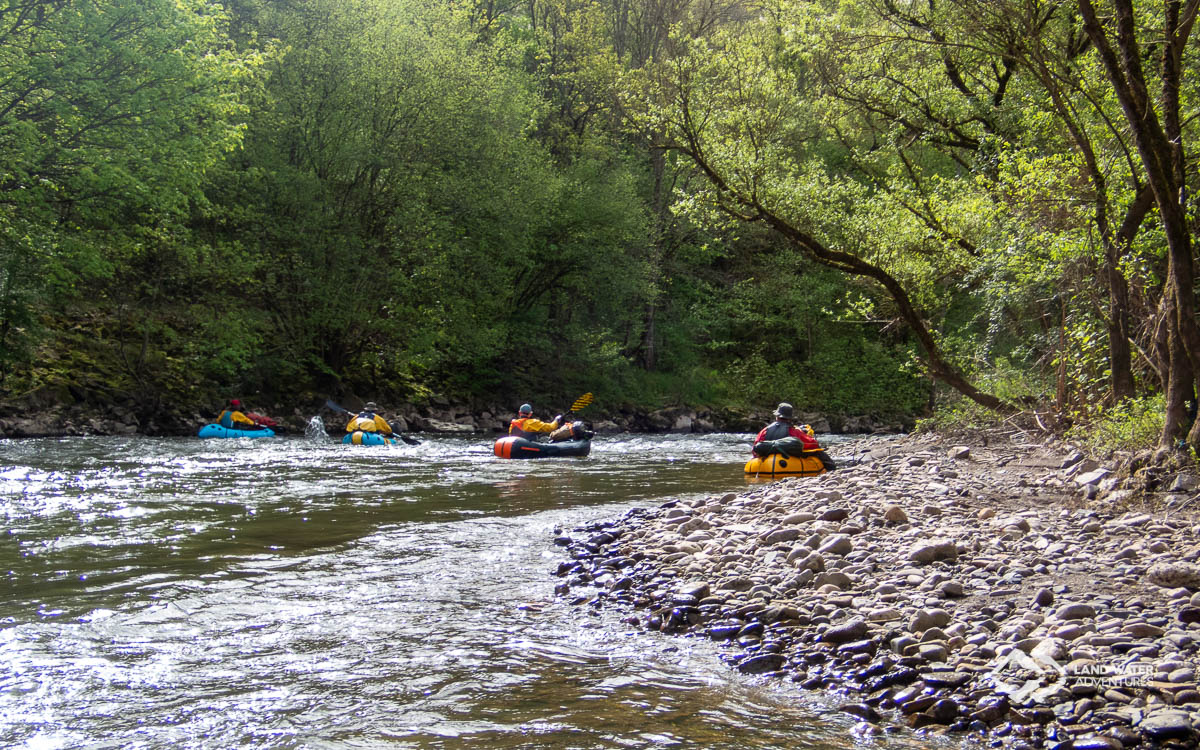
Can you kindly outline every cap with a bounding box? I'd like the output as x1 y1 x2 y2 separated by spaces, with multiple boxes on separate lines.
230 399 241 407
364 401 378 411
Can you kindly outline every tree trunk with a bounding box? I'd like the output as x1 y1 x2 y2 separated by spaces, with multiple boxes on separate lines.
1077 0 1199 448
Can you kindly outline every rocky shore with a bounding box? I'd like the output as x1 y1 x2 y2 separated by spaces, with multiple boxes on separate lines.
0 397 906 438
552 431 1200 749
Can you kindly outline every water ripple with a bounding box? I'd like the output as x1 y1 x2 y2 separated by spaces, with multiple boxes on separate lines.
0 432 915 749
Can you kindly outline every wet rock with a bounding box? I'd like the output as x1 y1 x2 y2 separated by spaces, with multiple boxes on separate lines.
821 619 869 645
923 671 972 689
1070 736 1124 750
927 698 961 724
736 653 786 674
1136 709 1195 740
676 582 710 600
839 702 881 723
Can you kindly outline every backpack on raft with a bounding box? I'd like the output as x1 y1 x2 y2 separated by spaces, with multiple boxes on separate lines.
753 436 837 471
550 420 595 442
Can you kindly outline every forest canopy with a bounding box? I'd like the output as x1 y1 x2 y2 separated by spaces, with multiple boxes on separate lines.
0 0 1196 447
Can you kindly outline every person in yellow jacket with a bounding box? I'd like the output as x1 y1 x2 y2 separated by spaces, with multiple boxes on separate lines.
508 403 561 440
346 402 393 436
218 399 259 430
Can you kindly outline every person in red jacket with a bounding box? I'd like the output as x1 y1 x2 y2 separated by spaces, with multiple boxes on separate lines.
509 403 562 440
753 402 820 452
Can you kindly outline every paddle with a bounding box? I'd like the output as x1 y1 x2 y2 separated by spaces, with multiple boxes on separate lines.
568 393 593 414
325 399 421 445
555 393 596 440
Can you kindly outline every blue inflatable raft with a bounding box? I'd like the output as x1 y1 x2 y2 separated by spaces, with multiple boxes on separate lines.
198 424 276 439
343 431 399 446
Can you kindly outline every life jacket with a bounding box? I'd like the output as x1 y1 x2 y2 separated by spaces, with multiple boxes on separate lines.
509 417 537 439
761 420 793 441
509 416 559 439
219 409 256 429
349 411 379 432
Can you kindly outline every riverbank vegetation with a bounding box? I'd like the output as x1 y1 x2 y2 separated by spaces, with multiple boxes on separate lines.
0 0 1196 452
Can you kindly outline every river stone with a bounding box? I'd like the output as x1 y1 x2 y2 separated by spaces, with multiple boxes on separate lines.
718 577 755 592
939 580 965 598
818 534 853 556
839 702 881 723
708 624 742 639
1147 562 1200 589
793 551 825 573
821 618 869 645
909 539 958 564
918 643 948 662
815 571 853 589
1124 622 1165 638
1075 468 1111 486
781 512 815 525
1071 736 1124 750
676 582 710 600
923 671 972 689
868 607 902 622
883 505 908 524
927 698 960 723
763 527 802 545
1056 603 1097 621
1137 709 1195 740
736 653 786 675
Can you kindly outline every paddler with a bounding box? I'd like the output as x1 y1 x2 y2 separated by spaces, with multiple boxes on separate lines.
753 402 820 452
509 403 562 440
217 399 259 430
346 401 394 436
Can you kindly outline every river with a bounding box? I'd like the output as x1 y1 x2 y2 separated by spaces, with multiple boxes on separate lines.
0 429 914 749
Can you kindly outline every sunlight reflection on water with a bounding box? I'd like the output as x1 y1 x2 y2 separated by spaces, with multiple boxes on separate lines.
0 431 924 749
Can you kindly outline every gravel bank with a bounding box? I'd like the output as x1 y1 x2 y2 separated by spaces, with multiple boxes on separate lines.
552 432 1200 749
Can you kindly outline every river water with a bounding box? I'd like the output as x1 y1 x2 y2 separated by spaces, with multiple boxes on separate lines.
0 429 908 749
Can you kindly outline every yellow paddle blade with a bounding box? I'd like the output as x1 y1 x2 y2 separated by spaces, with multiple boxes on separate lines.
570 393 593 412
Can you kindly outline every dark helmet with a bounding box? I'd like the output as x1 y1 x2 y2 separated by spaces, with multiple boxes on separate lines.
519 403 533 415
774 402 794 420
230 399 241 407
364 401 378 412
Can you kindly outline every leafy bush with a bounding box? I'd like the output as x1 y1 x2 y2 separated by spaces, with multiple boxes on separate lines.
1065 394 1165 458
915 357 1046 433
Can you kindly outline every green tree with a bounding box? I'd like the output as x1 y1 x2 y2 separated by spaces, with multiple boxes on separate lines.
0 0 261 388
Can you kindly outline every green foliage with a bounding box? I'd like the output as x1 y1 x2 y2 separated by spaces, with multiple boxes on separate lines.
916 358 1050 433
1065 395 1166 459
14 0 1188 432
0 0 263 387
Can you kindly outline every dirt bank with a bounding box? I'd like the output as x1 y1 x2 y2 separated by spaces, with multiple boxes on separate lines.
552 431 1200 749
